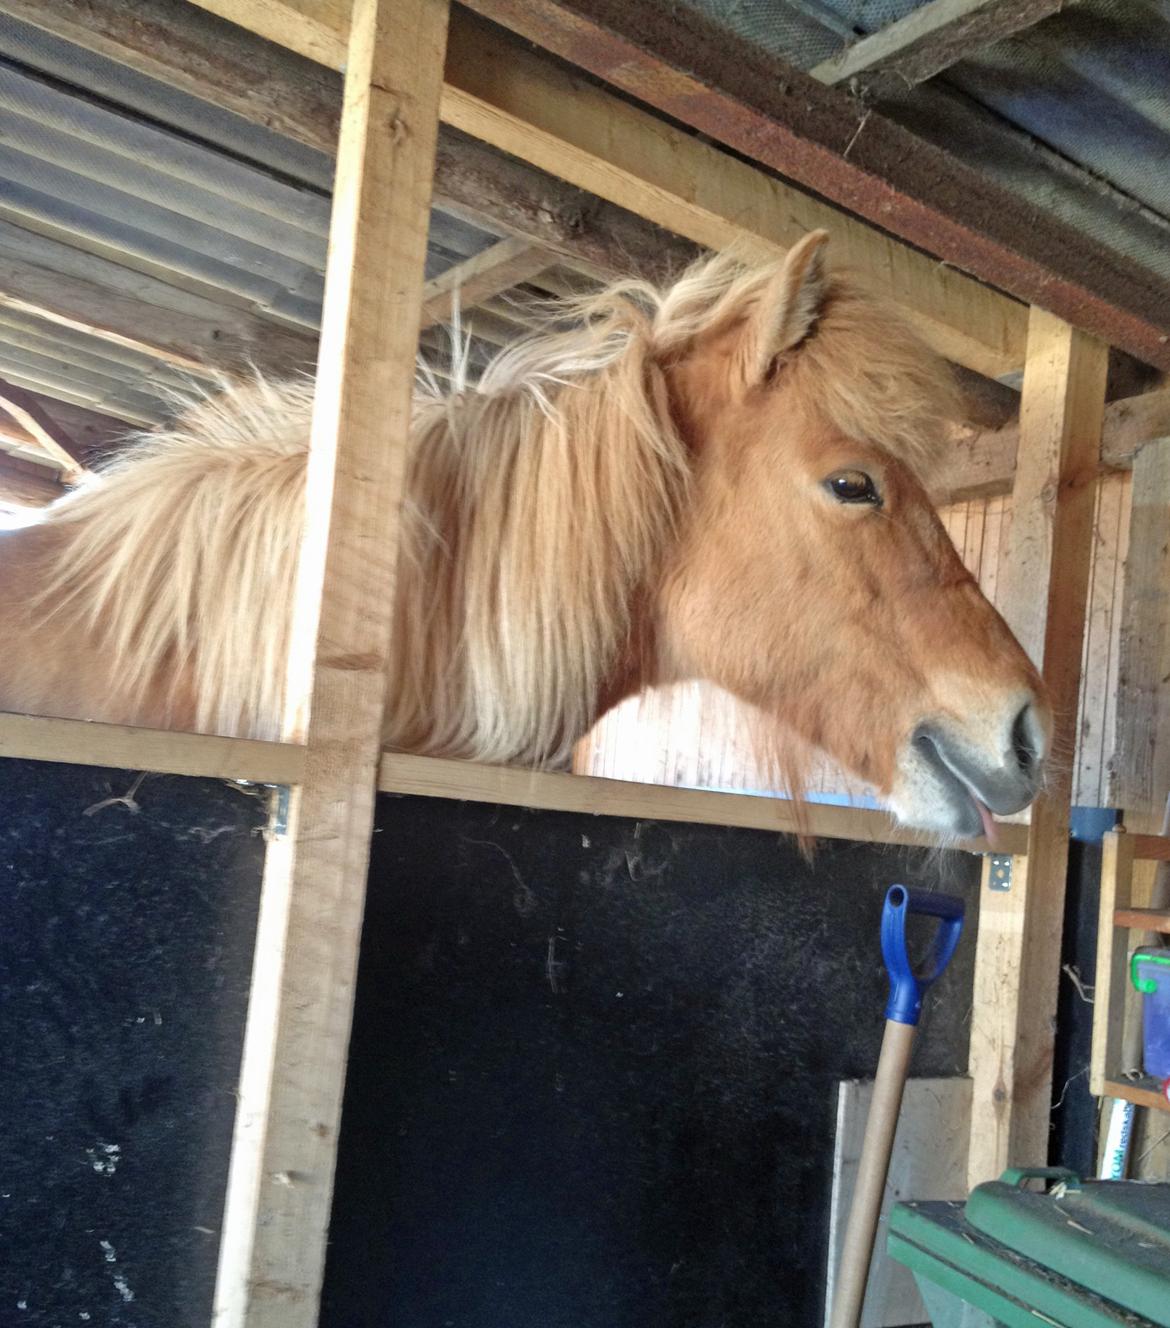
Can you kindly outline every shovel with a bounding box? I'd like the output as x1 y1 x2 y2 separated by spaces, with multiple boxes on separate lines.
828 884 966 1328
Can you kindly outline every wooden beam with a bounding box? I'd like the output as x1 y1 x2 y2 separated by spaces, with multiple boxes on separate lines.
1112 905 1170 930
187 0 1026 378
0 289 218 380
0 712 304 783
0 375 88 480
377 752 1024 853
967 308 1108 1184
810 0 1062 97
1090 831 1136 1096
420 237 549 328
946 384 1170 502
0 449 65 506
0 710 1025 851
1113 437 1170 817
455 0 1170 373
0 389 131 462
212 2 449 1324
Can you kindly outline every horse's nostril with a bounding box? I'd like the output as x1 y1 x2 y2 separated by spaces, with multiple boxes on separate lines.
1012 703 1039 775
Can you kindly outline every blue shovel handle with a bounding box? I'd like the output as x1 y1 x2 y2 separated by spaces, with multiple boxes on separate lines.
881 885 965 1026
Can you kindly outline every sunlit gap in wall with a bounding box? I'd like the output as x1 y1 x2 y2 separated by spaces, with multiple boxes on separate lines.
0 504 44 530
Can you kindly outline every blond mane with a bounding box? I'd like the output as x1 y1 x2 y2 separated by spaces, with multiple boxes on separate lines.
23 248 956 757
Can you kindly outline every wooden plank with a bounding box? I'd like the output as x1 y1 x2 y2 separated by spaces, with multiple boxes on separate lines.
0 709 1023 848
1114 437 1170 818
810 0 1062 96
1114 906 1170 930
967 852 1026 1187
0 449 65 505
827 1078 971 1328
967 309 1108 1184
1091 831 1136 1097
1102 1078 1170 1114
0 375 88 480
0 712 304 783
1076 476 1125 808
1094 474 1131 809
188 0 1027 378
420 237 549 328
211 2 449 1324
948 386 1170 502
0 390 131 460
377 752 1026 853
0 289 218 380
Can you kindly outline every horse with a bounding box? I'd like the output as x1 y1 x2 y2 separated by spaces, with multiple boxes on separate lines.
0 231 1049 838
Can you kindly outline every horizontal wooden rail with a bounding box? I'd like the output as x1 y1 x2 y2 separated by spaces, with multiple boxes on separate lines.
377 751 1023 853
0 712 1021 852
1102 1078 1170 1114
1114 906 1170 931
0 711 305 784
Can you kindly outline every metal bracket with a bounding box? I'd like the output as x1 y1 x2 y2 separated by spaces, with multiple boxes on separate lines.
987 854 1013 891
270 784 292 839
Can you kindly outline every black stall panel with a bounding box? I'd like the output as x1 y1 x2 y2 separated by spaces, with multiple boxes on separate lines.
0 760 266 1328
324 795 981 1328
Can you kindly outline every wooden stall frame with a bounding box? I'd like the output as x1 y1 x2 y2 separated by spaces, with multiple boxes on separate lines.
1091 828 1170 1114
966 310 1108 1186
0 0 1142 1321
0 712 1025 855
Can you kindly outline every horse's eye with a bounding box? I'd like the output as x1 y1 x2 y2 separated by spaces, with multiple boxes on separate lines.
825 469 880 505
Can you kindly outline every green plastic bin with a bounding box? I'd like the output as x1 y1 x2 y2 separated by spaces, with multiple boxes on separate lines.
888 1167 1170 1328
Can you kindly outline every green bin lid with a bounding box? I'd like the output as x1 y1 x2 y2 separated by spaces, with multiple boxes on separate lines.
965 1167 1170 1325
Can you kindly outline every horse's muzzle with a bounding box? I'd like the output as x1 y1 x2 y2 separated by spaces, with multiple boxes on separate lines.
911 698 1047 835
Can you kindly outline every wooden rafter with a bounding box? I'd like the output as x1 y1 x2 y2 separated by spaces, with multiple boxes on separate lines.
0 289 218 380
0 450 65 506
454 0 1170 373
948 383 1170 501
420 236 550 329
0 376 89 481
185 0 1026 378
810 0 1062 97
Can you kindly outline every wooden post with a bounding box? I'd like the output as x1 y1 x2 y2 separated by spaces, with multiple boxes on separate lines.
1114 437 1170 817
1090 829 1136 1096
211 1 450 1324
967 307 1108 1185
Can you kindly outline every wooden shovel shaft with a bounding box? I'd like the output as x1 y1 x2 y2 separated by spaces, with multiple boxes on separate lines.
828 1018 918 1328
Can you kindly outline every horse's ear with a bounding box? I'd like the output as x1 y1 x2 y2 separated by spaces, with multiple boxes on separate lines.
745 229 829 385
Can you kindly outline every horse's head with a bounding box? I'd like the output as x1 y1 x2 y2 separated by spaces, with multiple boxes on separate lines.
655 232 1050 838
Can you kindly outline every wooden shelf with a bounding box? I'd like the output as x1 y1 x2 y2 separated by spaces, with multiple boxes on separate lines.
1102 1077 1170 1114
1114 906 1170 931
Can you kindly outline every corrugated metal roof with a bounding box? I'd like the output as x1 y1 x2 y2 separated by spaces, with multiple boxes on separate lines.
681 0 1170 285
1 0 1166 481
0 8 504 446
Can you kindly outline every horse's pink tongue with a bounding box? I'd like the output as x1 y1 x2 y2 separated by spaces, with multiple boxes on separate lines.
976 799 999 845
